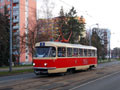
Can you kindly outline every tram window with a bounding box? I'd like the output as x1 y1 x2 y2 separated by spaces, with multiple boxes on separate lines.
84 49 88 56
95 50 97 56
58 47 66 57
34 46 56 57
91 50 95 56
73 48 78 57
79 49 83 56
49 47 56 57
67 48 72 57
88 49 91 56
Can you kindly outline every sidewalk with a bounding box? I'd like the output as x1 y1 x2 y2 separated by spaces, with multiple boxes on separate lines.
97 59 120 68
0 66 33 72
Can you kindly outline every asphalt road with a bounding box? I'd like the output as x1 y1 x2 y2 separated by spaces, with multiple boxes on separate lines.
0 73 35 84
0 60 120 82
0 60 120 90
70 70 120 90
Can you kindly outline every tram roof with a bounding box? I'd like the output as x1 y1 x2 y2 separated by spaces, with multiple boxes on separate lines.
35 41 97 50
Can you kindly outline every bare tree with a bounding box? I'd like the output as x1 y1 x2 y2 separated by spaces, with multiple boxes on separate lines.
19 0 55 62
91 28 107 60
38 0 55 40
40 0 54 19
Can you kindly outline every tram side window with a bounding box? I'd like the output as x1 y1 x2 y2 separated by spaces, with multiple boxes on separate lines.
67 48 72 57
73 48 78 57
95 50 97 56
79 49 83 56
88 49 91 56
91 50 95 56
58 47 66 57
84 49 88 56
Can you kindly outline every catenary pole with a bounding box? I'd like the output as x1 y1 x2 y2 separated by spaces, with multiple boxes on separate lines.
9 0 13 72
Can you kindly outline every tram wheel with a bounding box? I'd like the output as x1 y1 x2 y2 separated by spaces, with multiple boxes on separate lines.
89 65 95 70
67 68 75 74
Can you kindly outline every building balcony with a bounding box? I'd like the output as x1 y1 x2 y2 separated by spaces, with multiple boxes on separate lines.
14 31 19 36
13 18 19 23
13 0 19 3
13 25 19 30
13 44 20 50
13 5 19 10
13 12 19 16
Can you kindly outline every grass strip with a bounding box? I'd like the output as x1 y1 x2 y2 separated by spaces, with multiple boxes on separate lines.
0 69 33 77
0 65 33 69
116 58 120 61
98 59 112 64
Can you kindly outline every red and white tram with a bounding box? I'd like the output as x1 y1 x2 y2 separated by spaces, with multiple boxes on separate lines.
33 41 97 75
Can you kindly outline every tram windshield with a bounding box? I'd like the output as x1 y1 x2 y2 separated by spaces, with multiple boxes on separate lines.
34 46 56 58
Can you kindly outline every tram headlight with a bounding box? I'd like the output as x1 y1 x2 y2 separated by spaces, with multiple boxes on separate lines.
33 63 35 66
44 63 47 66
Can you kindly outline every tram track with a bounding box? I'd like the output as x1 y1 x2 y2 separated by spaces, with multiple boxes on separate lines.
0 63 120 90
0 69 97 90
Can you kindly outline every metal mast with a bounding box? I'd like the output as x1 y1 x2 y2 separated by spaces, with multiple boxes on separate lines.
9 0 13 72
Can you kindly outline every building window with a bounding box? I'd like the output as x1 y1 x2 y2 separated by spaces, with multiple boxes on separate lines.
26 49 28 53
0 6 3 9
7 5 10 8
0 0 3 3
26 56 28 59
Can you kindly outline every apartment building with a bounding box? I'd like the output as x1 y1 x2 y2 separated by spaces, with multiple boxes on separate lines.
38 16 86 42
0 0 36 64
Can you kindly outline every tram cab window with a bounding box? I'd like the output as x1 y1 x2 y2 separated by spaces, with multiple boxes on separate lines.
58 47 66 57
84 49 88 56
67 48 72 57
34 46 56 58
73 48 78 57
79 49 83 56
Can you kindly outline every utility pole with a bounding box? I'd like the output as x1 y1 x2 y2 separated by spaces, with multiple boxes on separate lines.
108 31 111 61
9 0 13 72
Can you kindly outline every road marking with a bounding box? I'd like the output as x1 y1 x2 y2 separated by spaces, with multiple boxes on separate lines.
70 70 120 90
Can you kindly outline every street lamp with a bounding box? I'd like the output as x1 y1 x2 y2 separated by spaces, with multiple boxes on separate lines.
89 23 99 46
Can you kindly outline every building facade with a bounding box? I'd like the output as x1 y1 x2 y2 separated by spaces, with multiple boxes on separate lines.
111 47 120 58
38 16 86 42
0 0 36 64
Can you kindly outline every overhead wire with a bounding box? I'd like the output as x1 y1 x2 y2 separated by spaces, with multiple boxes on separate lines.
58 0 102 24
